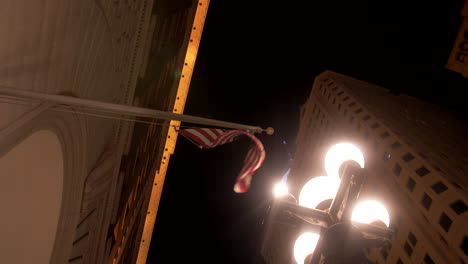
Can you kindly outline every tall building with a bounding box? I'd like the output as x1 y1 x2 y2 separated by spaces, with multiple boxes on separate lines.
260 71 468 263
0 1 209 264
446 0 468 77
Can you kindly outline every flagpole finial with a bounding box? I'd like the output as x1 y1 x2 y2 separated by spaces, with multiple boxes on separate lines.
265 127 275 135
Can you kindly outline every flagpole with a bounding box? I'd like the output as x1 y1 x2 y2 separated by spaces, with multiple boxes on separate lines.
0 86 274 135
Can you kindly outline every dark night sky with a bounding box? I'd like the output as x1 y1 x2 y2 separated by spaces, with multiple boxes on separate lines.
149 1 467 263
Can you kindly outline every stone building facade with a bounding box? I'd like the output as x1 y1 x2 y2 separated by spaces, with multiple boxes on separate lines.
261 71 468 264
0 0 209 263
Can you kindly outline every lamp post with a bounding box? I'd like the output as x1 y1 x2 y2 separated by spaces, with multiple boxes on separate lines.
271 143 393 264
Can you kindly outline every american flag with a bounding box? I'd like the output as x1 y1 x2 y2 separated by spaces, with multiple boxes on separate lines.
178 128 265 193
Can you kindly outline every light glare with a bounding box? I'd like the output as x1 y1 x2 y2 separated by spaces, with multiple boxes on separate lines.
324 143 365 178
293 232 320 264
273 182 289 197
299 176 341 209
351 200 390 227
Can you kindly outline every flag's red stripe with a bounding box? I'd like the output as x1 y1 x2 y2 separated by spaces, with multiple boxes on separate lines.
214 130 238 146
240 148 257 176
212 129 224 137
178 129 202 146
179 129 211 148
194 128 217 145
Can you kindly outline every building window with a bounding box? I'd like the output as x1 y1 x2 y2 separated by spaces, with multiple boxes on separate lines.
349 102 356 107
393 164 401 176
457 52 467 63
439 234 448 245
423 254 435 264
407 178 416 192
404 242 413 256
371 123 380 129
439 212 452 232
355 108 363 114
391 142 401 149
451 180 462 189
362 115 370 121
408 232 417 246
380 247 388 259
397 258 404 264
422 193 432 210
431 181 448 194
415 166 430 177
450 200 468 215
337 91 344 96
383 152 391 161
402 153 415 162
380 131 390 139
343 96 349 102
461 236 468 256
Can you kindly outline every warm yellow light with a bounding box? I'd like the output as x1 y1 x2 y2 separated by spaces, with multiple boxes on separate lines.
273 182 289 197
293 232 320 264
324 143 365 178
351 200 390 227
299 176 341 209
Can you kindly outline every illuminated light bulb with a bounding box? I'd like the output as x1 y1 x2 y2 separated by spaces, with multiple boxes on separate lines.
299 176 341 209
273 182 289 197
351 200 390 227
324 143 365 178
293 232 320 264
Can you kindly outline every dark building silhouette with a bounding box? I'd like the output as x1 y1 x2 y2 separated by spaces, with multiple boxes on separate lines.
447 0 468 77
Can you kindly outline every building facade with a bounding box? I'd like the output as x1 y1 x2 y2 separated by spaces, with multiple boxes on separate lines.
446 0 468 77
0 0 208 264
260 71 468 263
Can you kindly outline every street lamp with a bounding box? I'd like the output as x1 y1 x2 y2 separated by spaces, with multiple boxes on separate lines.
298 176 341 210
272 142 392 264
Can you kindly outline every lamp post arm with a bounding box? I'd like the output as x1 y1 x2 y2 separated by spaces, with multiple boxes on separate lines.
329 161 365 222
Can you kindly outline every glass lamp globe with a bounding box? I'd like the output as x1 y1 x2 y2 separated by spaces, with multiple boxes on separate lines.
293 232 320 264
299 176 341 209
324 143 365 178
351 200 390 227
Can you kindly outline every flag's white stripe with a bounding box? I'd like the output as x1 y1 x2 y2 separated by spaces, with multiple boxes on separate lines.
248 147 264 172
185 129 212 147
240 148 258 177
212 131 232 146
217 131 238 146
220 131 238 145
203 128 219 140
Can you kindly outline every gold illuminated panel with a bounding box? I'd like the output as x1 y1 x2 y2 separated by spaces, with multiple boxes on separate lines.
135 1 210 263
